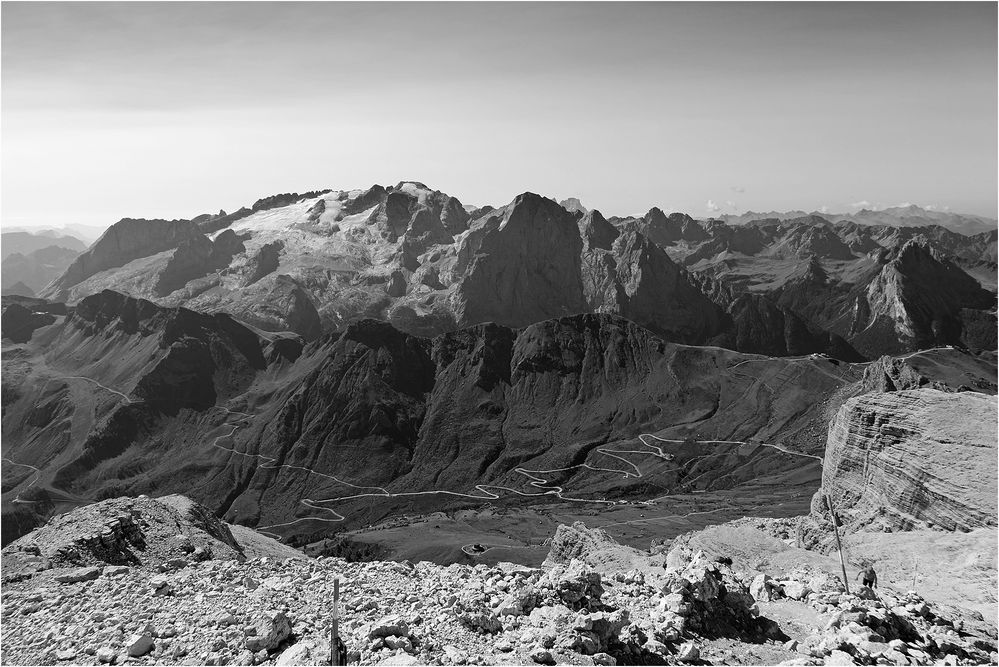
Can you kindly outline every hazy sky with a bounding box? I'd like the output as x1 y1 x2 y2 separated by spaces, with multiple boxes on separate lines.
3 2 997 230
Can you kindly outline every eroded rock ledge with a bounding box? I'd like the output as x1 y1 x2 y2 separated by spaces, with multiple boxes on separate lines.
816 389 997 534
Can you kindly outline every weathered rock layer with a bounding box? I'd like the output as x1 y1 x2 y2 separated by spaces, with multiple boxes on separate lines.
816 389 997 533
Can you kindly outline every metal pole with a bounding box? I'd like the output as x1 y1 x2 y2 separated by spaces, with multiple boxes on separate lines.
332 577 340 666
825 493 850 595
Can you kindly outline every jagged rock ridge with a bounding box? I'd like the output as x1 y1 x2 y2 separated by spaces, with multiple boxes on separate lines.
34 182 996 358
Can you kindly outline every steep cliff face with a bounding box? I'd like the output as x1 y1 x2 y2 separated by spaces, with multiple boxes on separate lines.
44 218 202 300
846 241 995 356
155 230 246 297
816 389 997 534
607 231 727 344
452 194 588 328
573 210 729 344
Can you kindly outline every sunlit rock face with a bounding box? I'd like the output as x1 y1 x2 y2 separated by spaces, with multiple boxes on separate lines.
818 388 997 534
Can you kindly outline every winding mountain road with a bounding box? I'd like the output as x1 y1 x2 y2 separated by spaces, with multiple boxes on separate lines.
254 430 824 536
727 346 957 370
1 458 41 504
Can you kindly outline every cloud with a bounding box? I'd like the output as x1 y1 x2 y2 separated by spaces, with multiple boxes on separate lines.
705 199 721 213
819 205 829 214
730 186 745 193
725 200 738 210
850 200 873 209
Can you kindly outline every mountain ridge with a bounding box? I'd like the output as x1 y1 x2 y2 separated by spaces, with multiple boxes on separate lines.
29 182 997 361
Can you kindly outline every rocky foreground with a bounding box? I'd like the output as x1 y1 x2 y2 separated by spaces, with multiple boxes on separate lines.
2 499 996 667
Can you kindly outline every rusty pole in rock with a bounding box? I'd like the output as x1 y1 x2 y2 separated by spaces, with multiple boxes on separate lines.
825 493 850 595
331 577 340 666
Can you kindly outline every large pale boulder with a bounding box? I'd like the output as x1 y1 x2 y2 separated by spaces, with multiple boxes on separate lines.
816 389 997 533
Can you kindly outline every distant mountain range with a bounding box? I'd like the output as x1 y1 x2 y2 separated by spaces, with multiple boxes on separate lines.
717 204 996 236
1 232 89 297
2 224 108 245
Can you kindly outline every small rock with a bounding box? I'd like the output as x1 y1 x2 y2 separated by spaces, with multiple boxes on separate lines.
824 649 856 666
385 636 413 652
126 634 154 657
150 576 175 596
54 566 102 583
678 642 700 663
96 647 116 663
882 649 908 664
234 650 255 666
443 645 467 664
244 611 292 652
276 639 331 666
782 581 812 600
367 614 410 639
460 609 502 634
750 574 777 602
530 648 555 665
592 652 616 666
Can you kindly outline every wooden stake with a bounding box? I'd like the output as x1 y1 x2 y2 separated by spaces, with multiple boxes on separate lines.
332 577 340 666
825 493 850 595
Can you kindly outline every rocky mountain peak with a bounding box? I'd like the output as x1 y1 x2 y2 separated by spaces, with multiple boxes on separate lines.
559 197 588 215
577 209 619 251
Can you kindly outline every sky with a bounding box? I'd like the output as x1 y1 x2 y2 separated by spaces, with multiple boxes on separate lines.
2 2 997 231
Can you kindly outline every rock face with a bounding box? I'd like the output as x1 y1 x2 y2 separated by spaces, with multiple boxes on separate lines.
155 230 246 297
451 194 727 343
859 352 998 394
44 218 202 300
543 522 651 577
848 241 996 356
452 194 588 328
816 389 997 534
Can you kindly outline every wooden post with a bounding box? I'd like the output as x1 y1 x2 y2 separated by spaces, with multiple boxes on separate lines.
825 493 850 595
332 577 340 666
